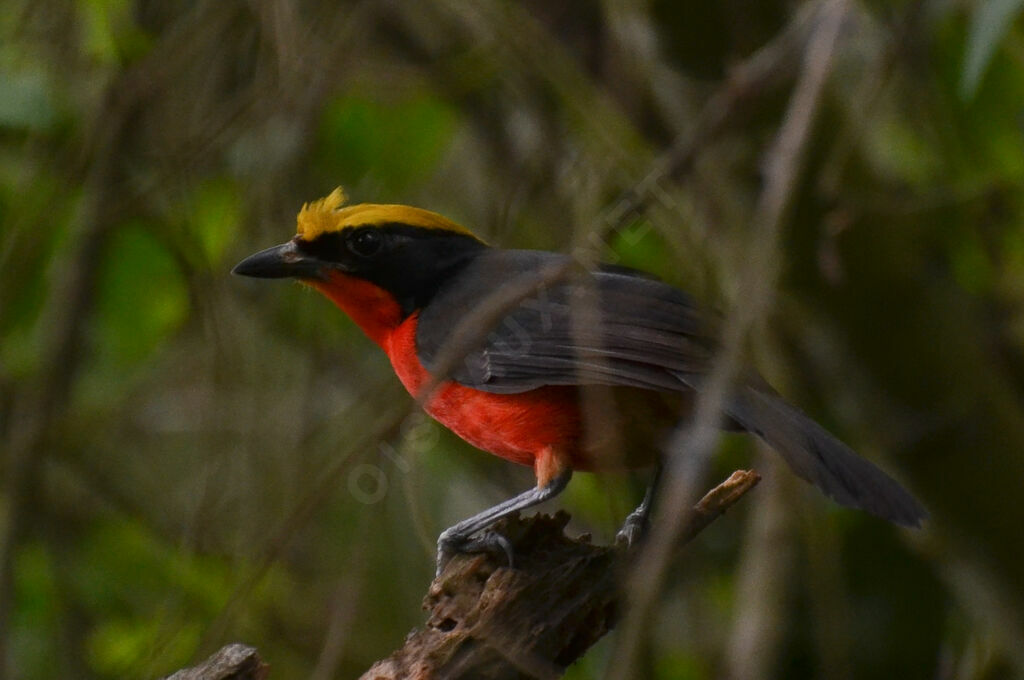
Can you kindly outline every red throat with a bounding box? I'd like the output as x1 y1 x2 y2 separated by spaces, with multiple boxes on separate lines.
308 271 404 347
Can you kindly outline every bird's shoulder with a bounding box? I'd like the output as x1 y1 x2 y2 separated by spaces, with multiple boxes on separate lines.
414 248 714 393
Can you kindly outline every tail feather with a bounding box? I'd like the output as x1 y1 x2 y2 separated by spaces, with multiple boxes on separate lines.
726 387 927 527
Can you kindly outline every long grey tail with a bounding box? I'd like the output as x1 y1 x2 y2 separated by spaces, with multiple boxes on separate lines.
725 386 927 527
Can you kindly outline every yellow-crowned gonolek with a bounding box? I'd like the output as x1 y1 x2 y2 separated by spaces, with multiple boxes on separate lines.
234 188 926 573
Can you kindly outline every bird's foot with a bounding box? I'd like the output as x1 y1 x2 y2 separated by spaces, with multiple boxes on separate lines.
436 528 515 577
615 508 649 550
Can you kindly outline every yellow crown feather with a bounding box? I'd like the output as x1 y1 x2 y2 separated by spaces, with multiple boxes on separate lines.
295 187 480 242
296 187 349 240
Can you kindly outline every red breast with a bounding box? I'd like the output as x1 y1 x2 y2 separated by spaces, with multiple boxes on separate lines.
312 272 583 468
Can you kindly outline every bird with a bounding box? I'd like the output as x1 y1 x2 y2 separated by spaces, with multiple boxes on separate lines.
233 187 926 573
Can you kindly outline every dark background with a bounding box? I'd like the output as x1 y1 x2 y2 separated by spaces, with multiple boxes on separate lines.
2 0 1023 678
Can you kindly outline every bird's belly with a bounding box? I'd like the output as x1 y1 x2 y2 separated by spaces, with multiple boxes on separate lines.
418 383 667 471
385 316 663 470
425 383 582 467
384 317 579 466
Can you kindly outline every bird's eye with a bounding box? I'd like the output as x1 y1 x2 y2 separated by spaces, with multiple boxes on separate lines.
348 228 383 258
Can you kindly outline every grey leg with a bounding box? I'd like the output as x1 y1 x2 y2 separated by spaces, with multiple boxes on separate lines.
436 469 572 576
616 464 663 548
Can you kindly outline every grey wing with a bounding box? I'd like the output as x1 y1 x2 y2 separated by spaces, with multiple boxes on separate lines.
415 249 927 527
415 250 713 394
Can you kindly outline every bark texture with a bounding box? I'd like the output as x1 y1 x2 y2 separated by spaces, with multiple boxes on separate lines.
166 470 760 680
165 644 268 680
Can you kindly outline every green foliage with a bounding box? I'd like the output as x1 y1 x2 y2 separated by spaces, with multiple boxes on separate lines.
76 0 151 64
10 545 59 680
86 617 201 679
93 223 188 366
0 179 75 378
654 652 710 680
316 91 458 192
70 519 227 677
185 179 244 269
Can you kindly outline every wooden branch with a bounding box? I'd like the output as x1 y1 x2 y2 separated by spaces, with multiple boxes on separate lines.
165 644 267 680
677 469 763 544
164 471 758 680
360 469 760 680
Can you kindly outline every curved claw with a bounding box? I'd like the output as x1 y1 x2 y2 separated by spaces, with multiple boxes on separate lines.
433 470 573 576
467 530 515 569
615 509 648 550
435 528 515 577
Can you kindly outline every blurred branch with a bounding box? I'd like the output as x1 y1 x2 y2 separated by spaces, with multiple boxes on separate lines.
196 406 408 653
165 644 267 680
610 2 819 230
817 0 928 201
725 456 796 680
0 78 142 680
357 470 759 680
609 1 850 677
0 6 352 670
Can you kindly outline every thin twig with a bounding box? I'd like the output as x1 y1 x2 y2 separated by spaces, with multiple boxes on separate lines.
675 469 763 544
196 409 407 653
607 2 821 231
608 1 851 677
725 456 795 680
0 81 137 680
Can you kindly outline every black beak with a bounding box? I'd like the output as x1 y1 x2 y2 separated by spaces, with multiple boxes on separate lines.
232 240 324 279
